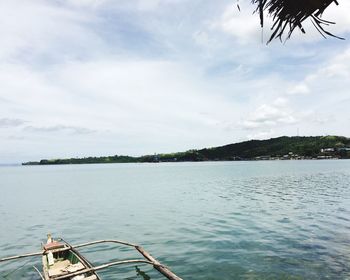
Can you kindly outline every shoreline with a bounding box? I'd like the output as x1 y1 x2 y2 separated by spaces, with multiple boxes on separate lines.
21 157 347 166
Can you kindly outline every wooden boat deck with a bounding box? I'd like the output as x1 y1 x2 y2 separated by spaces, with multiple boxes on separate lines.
42 239 101 280
47 259 85 277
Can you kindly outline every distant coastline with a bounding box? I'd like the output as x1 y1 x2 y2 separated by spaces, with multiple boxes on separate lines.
22 136 350 165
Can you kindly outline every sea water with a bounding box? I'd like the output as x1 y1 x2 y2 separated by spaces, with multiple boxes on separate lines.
0 160 349 279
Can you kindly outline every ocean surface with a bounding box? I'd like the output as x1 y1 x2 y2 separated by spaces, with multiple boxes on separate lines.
0 160 349 280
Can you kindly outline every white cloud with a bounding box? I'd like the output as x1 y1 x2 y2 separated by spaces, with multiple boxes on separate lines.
0 0 350 163
137 0 163 11
293 47 350 104
246 129 275 140
241 100 298 130
0 0 104 62
0 56 244 161
193 31 210 46
214 2 264 44
287 84 310 95
64 0 105 8
312 48 350 78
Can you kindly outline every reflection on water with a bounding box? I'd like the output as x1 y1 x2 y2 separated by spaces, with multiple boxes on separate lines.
0 160 350 279
136 266 151 280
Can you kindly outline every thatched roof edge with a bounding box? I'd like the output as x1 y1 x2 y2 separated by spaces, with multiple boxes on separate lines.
249 0 344 43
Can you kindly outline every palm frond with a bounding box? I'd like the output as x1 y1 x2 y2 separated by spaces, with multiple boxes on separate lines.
250 0 344 43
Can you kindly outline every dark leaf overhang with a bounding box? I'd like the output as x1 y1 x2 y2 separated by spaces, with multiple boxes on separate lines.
250 0 344 43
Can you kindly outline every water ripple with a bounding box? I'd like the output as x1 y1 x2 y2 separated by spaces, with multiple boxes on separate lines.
1 161 350 279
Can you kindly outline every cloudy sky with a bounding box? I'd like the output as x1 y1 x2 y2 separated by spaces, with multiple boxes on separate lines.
1 0 350 163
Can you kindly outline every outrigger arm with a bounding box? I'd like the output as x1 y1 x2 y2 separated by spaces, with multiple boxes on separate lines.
0 250 43 262
33 265 45 280
70 240 182 280
0 239 183 280
53 259 155 280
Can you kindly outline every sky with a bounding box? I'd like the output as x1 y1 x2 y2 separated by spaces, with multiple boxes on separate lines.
1 0 350 163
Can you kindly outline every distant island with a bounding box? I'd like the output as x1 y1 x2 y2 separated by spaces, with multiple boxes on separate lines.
22 136 350 165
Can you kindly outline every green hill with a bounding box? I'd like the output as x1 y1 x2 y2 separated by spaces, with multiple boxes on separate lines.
197 136 350 160
22 136 350 165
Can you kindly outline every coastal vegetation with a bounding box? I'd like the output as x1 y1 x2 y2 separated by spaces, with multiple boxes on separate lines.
22 136 350 165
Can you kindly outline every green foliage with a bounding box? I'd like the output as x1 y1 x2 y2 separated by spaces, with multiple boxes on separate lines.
22 136 350 165
30 155 139 165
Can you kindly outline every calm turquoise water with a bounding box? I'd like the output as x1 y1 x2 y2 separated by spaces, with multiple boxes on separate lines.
0 160 350 279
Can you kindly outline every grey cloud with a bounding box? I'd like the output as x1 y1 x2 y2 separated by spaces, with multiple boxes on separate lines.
24 125 95 135
0 118 26 128
0 97 13 104
6 135 25 140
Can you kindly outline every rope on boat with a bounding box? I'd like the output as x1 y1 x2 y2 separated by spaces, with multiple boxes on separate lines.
32 266 45 280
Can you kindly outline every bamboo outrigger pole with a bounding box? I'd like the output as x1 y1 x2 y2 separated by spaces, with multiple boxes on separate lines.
70 240 182 280
0 251 43 262
135 246 182 280
0 239 183 280
52 259 155 280
33 266 45 280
